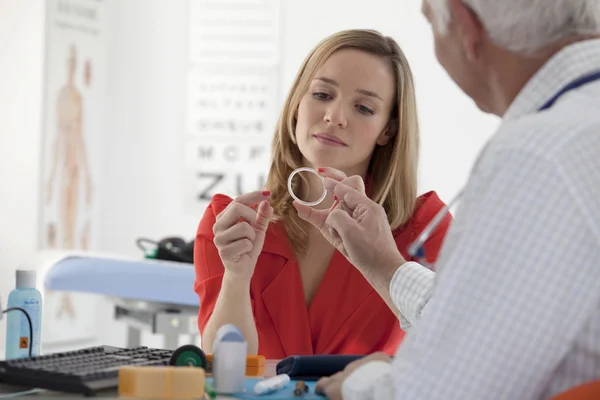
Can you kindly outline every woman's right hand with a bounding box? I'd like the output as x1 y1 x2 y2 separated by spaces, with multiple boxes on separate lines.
212 190 273 281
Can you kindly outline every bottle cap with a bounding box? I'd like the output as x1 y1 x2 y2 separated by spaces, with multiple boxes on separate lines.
16 270 37 289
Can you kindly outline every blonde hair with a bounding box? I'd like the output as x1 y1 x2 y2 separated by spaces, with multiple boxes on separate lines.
266 29 420 257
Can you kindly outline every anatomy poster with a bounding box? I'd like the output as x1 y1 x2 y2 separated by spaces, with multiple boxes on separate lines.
38 0 110 346
184 0 283 213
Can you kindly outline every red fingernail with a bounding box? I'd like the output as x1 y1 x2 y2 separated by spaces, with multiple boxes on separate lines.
333 195 338 201
317 167 326 173
262 190 270 196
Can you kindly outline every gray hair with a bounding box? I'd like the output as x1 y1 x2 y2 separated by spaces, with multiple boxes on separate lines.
426 0 600 54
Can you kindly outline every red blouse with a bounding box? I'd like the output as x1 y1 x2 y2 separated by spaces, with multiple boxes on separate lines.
193 191 452 359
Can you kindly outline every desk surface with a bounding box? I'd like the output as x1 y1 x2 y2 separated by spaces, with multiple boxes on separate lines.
0 361 290 399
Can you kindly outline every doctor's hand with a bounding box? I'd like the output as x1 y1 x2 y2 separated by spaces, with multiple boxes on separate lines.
293 168 404 283
293 169 365 258
314 352 392 400
213 191 273 281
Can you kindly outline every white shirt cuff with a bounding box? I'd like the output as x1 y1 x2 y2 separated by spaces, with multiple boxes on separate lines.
342 361 394 400
390 261 436 329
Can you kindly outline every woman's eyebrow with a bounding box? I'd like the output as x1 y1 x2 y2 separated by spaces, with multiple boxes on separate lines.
314 76 384 100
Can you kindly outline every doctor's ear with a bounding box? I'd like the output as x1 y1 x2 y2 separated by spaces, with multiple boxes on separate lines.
377 118 398 145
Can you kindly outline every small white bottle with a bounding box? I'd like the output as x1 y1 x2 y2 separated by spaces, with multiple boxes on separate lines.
5 270 43 359
212 324 247 394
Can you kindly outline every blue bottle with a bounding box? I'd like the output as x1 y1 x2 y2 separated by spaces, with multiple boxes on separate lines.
5 270 42 359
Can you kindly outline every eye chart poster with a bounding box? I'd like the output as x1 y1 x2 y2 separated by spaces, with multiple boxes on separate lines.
184 0 283 213
38 0 110 347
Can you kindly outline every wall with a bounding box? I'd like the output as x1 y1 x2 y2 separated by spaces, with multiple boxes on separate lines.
99 0 192 257
0 0 46 356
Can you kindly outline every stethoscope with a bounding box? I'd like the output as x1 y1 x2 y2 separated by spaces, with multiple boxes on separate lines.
407 70 600 266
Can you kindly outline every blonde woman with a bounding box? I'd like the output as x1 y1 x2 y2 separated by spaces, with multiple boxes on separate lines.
193 29 452 359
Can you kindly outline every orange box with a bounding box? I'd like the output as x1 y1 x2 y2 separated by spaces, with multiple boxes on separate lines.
205 354 266 376
118 366 205 399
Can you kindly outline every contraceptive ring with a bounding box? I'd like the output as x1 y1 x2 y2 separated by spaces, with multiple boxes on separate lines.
287 167 327 207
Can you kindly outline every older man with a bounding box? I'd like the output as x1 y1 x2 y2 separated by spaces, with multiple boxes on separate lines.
293 0 600 399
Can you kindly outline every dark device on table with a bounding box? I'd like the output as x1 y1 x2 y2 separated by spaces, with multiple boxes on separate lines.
135 236 194 264
0 344 209 397
0 345 188 396
276 355 364 381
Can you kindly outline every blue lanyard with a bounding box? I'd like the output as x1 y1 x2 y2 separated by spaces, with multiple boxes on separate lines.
538 70 600 111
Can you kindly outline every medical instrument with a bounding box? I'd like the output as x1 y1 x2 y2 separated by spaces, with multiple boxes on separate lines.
211 324 247 394
288 167 327 206
407 188 464 267
407 69 600 266
253 374 290 395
